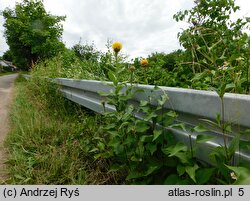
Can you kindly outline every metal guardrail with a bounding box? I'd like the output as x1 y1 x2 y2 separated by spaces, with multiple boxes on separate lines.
24 75 250 164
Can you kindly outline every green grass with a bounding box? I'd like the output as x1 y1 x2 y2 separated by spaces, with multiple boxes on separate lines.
4 75 117 184
0 71 17 76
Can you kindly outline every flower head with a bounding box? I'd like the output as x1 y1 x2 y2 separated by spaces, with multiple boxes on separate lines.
218 61 229 71
218 66 228 71
140 58 149 67
129 65 136 72
236 57 244 61
112 41 122 53
230 172 237 180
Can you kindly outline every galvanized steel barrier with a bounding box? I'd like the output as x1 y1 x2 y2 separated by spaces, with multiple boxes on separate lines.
24 75 250 164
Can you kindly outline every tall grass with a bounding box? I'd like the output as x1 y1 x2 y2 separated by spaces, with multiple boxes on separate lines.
31 51 107 80
0 72 17 76
5 75 118 184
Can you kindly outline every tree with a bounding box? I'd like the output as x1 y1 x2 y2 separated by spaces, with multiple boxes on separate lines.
2 49 13 62
173 0 250 74
72 40 100 62
2 0 66 70
147 50 184 71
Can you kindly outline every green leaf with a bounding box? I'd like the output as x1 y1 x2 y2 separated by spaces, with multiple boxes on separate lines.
164 174 191 184
130 155 142 162
192 124 208 133
166 110 178 118
158 94 169 106
170 123 186 131
145 143 157 155
136 143 144 156
115 84 123 93
144 165 160 176
117 67 126 74
114 144 124 155
192 72 204 81
185 164 199 183
225 83 235 91
216 83 226 98
119 121 129 129
174 152 190 164
94 152 112 160
103 123 116 130
108 138 124 154
144 112 158 121
196 135 214 143
226 165 250 184
108 164 125 173
107 130 119 137
153 130 162 141
127 104 135 113
225 124 232 133
135 121 150 133
216 113 221 125
163 143 187 156
124 135 136 145
153 85 161 91
140 100 148 107
177 164 185 176
98 91 110 97
196 168 215 184
200 118 219 128
209 146 228 164
228 134 240 156
126 170 144 180
14 174 25 180
108 71 118 85
162 143 188 159
134 88 145 94
140 135 153 143
97 142 105 151
89 148 99 153
164 174 180 184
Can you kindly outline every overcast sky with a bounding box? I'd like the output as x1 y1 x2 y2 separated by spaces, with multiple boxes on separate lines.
0 0 249 58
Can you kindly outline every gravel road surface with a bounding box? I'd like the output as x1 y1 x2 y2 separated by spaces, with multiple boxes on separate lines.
0 73 18 182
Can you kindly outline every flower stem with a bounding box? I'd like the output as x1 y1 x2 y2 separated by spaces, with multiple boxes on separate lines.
189 134 194 158
221 97 229 161
130 73 133 86
246 58 249 93
115 52 118 64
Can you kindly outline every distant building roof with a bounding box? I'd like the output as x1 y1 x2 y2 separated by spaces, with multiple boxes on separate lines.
0 60 9 67
0 60 18 71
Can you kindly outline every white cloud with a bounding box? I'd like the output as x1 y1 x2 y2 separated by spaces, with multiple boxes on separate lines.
0 0 249 58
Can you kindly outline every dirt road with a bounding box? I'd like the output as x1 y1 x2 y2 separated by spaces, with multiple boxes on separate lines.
0 73 18 182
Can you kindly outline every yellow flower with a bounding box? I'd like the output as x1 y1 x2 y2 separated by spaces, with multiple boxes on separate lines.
112 41 122 53
140 58 149 67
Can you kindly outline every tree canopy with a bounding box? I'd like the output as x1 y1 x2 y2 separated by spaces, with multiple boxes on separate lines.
2 0 66 70
174 0 250 73
72 40 100 62
2 49 13 62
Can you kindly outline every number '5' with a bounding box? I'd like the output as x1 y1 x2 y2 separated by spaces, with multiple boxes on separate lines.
238 188 244 196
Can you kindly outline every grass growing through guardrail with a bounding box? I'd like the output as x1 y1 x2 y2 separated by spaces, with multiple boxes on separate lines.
5 75 121 184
